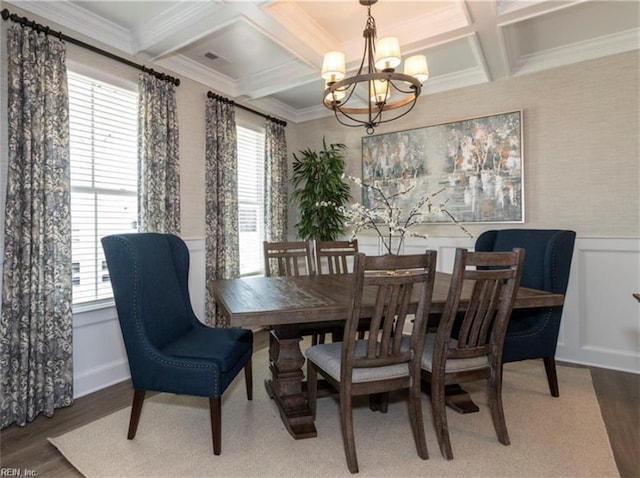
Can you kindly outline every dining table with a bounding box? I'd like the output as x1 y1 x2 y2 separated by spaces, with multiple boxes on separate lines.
210 271 565 440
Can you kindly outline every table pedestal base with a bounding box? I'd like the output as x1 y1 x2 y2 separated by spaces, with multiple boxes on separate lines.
421 380 481 414
266 325 317 439
443 384 480 414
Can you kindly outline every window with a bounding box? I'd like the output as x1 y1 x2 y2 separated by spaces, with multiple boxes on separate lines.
68 71 138 306
237 126 265 276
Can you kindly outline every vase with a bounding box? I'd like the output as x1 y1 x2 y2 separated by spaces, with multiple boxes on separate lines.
378 234 405 255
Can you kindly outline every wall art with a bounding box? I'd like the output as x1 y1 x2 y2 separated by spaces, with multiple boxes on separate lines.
361 110 524 223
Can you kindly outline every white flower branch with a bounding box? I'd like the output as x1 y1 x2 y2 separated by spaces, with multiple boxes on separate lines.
339 174 473 254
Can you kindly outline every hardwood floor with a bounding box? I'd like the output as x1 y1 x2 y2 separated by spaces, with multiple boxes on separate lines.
1 329 638 477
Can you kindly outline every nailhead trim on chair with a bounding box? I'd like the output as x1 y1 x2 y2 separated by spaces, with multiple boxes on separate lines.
111 236 220 396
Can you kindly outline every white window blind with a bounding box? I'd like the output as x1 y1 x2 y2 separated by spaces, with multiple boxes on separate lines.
237 126 265 276
68 71 138 306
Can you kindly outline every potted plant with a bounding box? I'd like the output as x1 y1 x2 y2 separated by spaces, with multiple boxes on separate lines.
291 138 351 241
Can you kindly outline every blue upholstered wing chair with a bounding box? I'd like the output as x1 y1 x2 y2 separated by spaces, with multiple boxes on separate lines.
101 233 253 455
474 229 576 397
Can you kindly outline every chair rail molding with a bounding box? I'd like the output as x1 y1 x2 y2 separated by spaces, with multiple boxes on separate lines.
71 235 638 397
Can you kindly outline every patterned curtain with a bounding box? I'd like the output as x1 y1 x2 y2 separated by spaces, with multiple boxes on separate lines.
264 119 288 242
0 23 73 428
205 96 239 327
138 73 181 234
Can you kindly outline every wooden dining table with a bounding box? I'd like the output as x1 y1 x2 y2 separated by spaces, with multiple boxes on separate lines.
210 271 564 440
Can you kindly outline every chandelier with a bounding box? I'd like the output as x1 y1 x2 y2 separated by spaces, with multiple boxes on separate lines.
321 0 429 134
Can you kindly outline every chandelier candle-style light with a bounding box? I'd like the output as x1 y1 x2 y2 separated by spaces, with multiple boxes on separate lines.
322 0 429 134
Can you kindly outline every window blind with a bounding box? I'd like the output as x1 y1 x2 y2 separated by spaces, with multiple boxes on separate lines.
68 71 138 306
237 126 265 276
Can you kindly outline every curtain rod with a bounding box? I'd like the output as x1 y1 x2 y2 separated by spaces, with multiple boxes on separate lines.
1 8 180 86
207 91 287 127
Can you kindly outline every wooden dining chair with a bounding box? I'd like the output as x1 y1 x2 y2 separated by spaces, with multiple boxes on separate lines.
263 240 314 277
421 247 525 460
306 251 438 474
263 240 333 345
315 239 358 275
315 240 361 342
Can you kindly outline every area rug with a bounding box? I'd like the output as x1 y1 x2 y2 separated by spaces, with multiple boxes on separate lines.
49 346 618 477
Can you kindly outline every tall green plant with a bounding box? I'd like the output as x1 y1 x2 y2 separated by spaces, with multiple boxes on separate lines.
291 138 351 241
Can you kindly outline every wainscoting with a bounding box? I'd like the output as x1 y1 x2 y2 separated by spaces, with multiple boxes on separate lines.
71 235 640 398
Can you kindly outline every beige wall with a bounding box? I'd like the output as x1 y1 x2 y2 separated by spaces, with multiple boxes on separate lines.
289 51 640 239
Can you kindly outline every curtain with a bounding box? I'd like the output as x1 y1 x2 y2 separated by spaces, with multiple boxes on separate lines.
138 73 181 234
0 23 73 428
205 96 239 327
264 119 288 242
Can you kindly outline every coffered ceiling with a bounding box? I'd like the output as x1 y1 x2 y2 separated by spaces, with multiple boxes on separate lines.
5 0 639 123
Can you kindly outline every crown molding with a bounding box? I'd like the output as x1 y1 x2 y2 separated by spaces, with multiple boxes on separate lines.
132 1 225 54
6 0 132 53
263 2 335 57
236 60 316 100
238 95 300 124
510 28 640 76
154 54 238 98
292 103 333 124
425 67 490 95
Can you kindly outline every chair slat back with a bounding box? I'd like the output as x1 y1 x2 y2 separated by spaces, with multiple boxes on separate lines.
315 240 358 275
263 240 314 277
344 252 437 376
437 248 525 363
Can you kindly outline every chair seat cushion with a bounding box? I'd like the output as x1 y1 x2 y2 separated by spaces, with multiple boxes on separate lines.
306 339 410 383
162 326 252 373
421 334 489 373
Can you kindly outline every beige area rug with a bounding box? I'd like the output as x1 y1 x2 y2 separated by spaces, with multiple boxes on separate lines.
49 346 618 478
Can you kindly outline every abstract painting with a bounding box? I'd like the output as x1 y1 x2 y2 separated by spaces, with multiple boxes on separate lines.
361 111 524 223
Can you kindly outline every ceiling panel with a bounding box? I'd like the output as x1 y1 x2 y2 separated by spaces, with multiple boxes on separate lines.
177 19 297 80
420 38 480 76
6 0 639 123
503 1 640 57
71 1 178 29
293 1 453 44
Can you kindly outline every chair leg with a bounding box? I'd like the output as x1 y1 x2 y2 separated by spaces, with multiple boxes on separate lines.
340 392 359 474
543 356 560 397
408 381 429 460
487 371 510 446
127 389 146 439
431 378 454 460
307 361 318 419
209 397 222 455
244 359 253 400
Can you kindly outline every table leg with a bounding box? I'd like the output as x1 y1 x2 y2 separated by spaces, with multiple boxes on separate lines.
265 325 317 439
